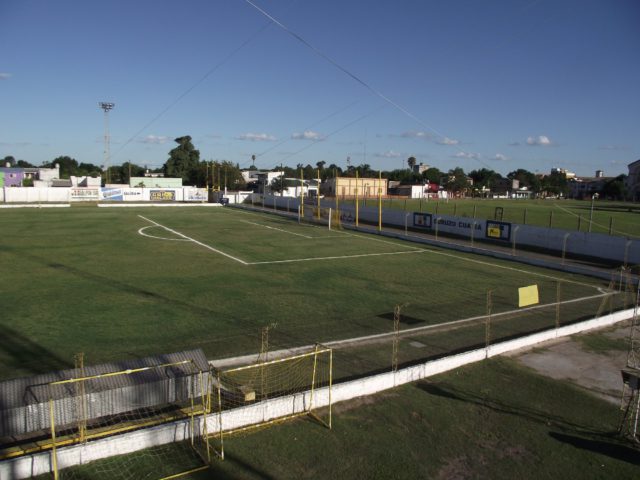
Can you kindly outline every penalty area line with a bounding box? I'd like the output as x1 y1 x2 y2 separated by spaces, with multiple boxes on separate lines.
247 249 425 265
239 220 313 239
138 215 249 265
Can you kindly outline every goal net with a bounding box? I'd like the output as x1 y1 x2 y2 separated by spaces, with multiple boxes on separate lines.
209 345 332 459
40 360 212 479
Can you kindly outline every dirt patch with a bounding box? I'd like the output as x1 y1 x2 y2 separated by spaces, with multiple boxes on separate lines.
515 323 631 404
331 390 399 415
435 455 476 480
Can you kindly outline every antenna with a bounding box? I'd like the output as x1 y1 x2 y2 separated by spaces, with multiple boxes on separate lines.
99 102 115 184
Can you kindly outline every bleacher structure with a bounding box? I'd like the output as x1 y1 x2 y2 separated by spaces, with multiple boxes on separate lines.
0 345 333 479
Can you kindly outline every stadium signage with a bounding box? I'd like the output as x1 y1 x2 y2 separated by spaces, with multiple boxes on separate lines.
150 190 176 201
70 188 99 201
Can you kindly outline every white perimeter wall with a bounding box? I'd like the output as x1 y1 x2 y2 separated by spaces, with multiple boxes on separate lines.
2 307 634 480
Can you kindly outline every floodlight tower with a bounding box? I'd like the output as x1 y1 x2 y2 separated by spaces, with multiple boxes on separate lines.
99 102 115 184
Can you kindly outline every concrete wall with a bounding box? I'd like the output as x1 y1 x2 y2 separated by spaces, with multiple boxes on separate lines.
3 306 634 480
254 196 639 265
0 187 210 204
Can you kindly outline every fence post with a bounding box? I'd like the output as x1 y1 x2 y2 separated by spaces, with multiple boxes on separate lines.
523 208 527 225
624 240 632 268
471 221 476 248
485 290 493 357
577 215 582 231
609 217 613 235
435 217 440 241
405 212 410 236
548 210 553 228
473 205 477 219
512 225 520 256
556 282 561 330
561 232 571 265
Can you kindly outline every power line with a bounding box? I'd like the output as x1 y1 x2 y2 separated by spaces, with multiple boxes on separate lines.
242 0 495 170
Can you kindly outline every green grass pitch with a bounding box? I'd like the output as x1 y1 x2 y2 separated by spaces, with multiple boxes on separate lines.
0 206 609 380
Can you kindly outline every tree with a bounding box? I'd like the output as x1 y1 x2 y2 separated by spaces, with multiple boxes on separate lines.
469 168 503 195
507 169 540 193
601 175 627 200
407 156 416 171
2 155 16 167
422 167 442 184
447 167 470 195
46 156 79 179
16 159 34 168
540 171 568 197
164 136 200 184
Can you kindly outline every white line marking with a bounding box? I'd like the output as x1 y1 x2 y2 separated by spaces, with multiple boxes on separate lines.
248 249 425 265
138 215 249 265
138 226 191 241
239 220 313 238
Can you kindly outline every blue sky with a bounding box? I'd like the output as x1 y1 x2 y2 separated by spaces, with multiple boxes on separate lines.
1 0 638 176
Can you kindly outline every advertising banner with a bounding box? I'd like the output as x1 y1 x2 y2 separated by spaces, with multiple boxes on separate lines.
150 190 176 202
70 188 99 202
184 188 207 202
101 188 123 201
485 220 511 241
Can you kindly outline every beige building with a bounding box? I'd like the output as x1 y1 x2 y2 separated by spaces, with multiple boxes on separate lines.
323 176 388 198
627 159 640 201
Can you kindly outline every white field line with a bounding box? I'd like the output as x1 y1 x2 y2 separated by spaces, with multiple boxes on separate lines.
137 226 190 242
343 224 602 291
210 288 615 368
239 220 313 239
138 215 249 265
247 249 425 265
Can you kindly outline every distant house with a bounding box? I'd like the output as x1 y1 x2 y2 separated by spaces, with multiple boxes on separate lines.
627 159 640 201
0 164 60 187
323 176 388 198
568 175 612 200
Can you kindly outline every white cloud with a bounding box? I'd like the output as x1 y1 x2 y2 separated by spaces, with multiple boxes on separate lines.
0 73 11 80
375 150 402 158
452 151 480 159
291 130 325 141
494 153 509 161
437 136 460 146
236 133 276 142
399 130 431 139
139 135 169 144
526 135 552 146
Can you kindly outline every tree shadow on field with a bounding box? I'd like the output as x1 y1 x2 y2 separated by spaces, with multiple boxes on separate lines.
418 380 640 466
548 432 640 466
0 323 72 377
417 381 614 439
203 452 276 480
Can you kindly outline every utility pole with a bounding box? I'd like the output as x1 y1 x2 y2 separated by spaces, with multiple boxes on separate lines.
99 102 115 185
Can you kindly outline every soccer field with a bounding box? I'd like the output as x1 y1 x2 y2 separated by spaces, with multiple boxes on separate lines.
0 206 613 380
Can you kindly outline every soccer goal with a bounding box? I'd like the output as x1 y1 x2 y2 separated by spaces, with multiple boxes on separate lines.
41 359 212 480
209 345 333 459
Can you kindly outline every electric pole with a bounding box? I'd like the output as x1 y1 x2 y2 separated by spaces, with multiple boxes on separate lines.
99 102 115 185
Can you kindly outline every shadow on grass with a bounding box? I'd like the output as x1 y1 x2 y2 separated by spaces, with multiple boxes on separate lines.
418 380 640 465
417 381 612 437
0 323 72 375
204 452 276 480
548 432 640 466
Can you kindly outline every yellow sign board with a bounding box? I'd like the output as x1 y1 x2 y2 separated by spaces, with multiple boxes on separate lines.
518 285 539 308
487 226 501 238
